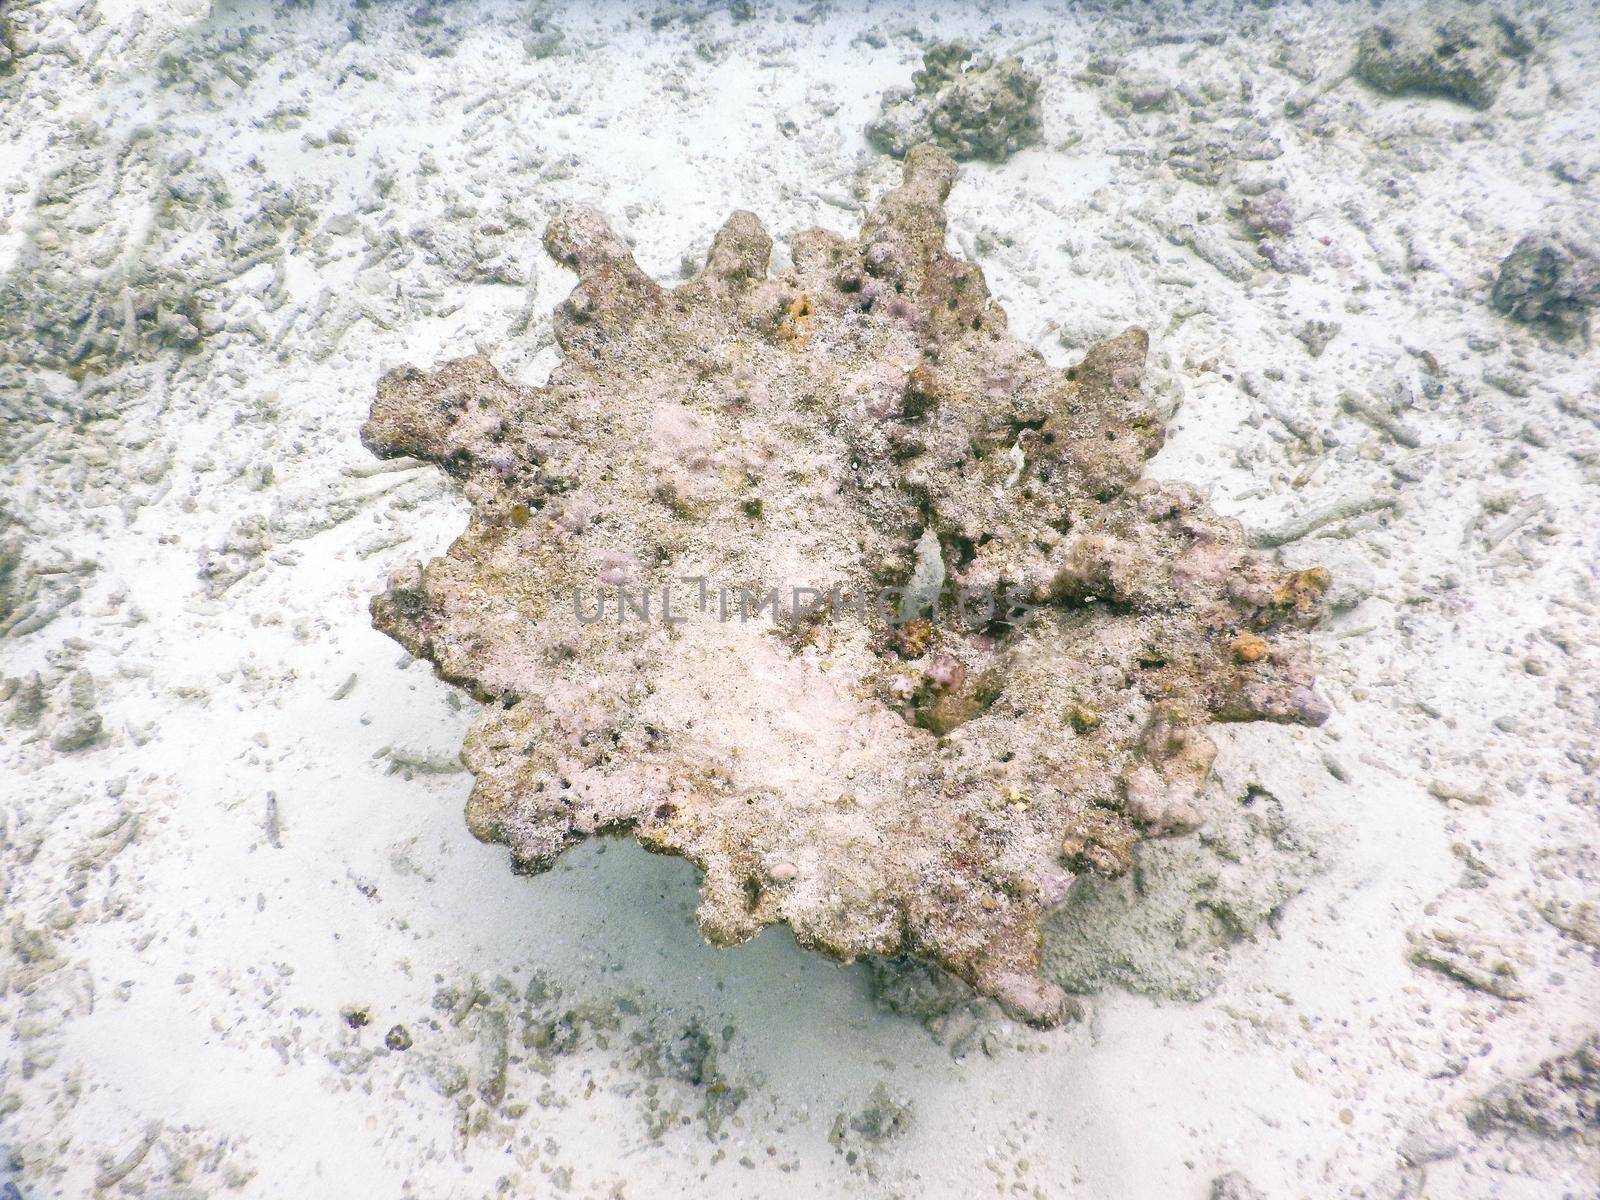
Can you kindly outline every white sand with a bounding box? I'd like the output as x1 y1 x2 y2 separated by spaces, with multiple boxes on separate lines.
1 1 1596 1196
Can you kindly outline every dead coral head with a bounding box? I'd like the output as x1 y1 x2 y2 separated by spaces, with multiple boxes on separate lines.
1491 233 1600 342
1354 11 1528 110
364 146 1330 1027
867 44 1042 163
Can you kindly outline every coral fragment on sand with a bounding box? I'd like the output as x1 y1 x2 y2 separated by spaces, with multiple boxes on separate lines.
1491 233 1600 342
867 42 1041 162
1470 1034 1600 1138
0 3 15 74
364 146 1330 1026
1353 12 1526 110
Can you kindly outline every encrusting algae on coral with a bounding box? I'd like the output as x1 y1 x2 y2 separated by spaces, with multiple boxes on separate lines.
363 146 1331 1026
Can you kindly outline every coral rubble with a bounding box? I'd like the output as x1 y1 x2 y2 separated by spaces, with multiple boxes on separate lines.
0 2 15 74
1491 233 1600 341
1045 783 1321 1001
1470 1035 1600 1138
866 42 1041 162
1353 12 1526 110
1210 1174 1267 1200
364 146 1330 1025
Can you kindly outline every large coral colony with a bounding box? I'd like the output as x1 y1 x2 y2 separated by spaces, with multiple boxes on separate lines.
363 145 1331 1026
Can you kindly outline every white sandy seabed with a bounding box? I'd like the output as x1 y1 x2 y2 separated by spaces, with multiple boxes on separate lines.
0 0 1597 1197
